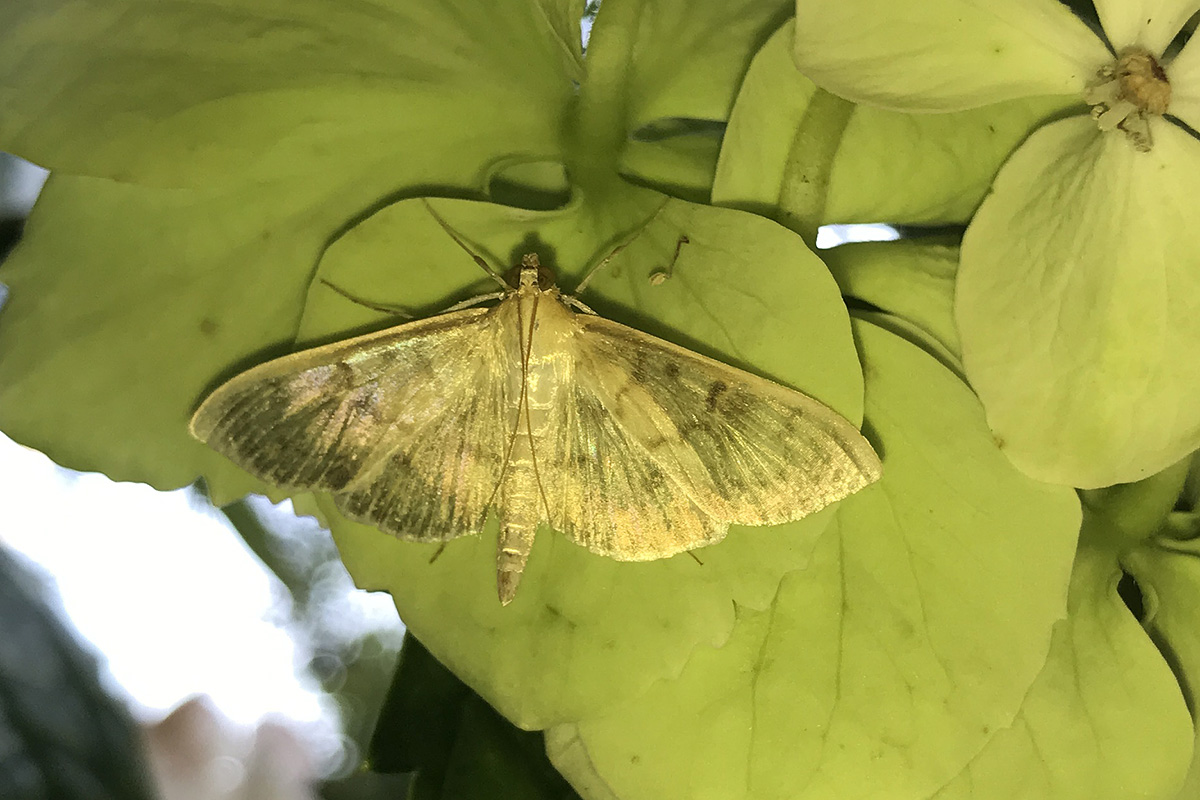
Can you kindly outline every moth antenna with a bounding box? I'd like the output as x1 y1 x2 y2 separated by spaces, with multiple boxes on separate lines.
422 199 509 289
574 239 628 294
485 290 534 512
521 293 554 522
574 199 673 294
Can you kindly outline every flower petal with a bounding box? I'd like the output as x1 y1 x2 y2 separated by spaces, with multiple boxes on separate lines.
1094 0 1200 55
793 0 1109 111
714 20 1075 226
1166 29 1200 130
958 116 1200 487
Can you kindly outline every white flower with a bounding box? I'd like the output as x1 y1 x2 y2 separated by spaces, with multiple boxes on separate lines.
795 0 1200 487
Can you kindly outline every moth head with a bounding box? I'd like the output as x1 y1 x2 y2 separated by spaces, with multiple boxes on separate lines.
506 253 558 291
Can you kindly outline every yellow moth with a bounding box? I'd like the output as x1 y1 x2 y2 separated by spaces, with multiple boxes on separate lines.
190 215 882 604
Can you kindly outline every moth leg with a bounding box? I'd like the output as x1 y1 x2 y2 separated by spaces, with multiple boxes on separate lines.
648 234 690 285
574 199 672 292
574 240 629 294
320 279 506 318
562 295 599 315
440 290 509 313
319 279 415 319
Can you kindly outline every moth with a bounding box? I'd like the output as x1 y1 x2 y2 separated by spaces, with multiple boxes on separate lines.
190 217 882 604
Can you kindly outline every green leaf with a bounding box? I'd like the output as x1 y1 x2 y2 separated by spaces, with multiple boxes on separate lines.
313 193 866 728
0 0 575 186
369 633 472 779
1126 533 1200 798
822 239 962 362
713 21 1075 227
791 0 1107 111
369 633 582 800
545 319 1081 800
957 117 1200 487
0 0 869 758
0 0 795 497
932 519 1193 799
621 0 792 128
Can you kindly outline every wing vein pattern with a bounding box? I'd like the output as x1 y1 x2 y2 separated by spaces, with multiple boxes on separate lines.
191 307 517 541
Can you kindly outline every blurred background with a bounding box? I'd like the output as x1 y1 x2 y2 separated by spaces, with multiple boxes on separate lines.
0 148 406 798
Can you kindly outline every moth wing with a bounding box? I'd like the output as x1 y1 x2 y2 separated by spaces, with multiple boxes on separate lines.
190 305 518 541
543 313 881 559
540 361 729 561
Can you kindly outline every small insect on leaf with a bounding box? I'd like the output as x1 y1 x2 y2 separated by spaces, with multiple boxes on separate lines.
190 211 881 605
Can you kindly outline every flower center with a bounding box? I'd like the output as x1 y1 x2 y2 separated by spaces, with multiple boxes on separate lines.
1084 47 1171 151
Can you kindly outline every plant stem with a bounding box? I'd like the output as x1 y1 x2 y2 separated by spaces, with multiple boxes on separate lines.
569 0 642 185
777 89 855 249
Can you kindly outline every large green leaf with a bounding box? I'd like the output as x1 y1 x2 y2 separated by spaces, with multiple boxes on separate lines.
0 0 576 186
1125 500 1200 798
313 193 866 728
932 523 1193 799
822 240 962 363
546 319 1081 800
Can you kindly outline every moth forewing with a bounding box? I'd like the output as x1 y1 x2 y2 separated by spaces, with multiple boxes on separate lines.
189 303 517 537
190 252 882 606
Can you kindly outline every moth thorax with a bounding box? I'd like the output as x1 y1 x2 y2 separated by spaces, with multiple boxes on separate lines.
508 253 557 290
1084 46 1171 151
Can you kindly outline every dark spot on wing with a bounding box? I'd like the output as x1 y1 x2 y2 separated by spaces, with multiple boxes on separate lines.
705 381 727 412
323 461 355 490
630 348 652 383
664 360 681 379
199 318 218 335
